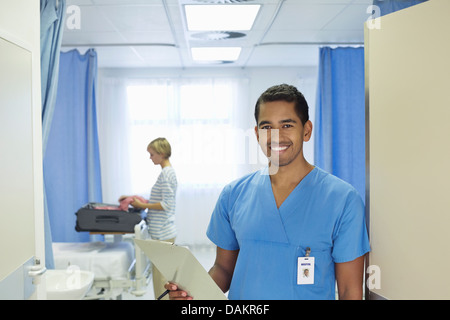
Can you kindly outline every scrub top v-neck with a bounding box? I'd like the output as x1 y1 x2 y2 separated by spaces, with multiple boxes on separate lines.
207 167 370 300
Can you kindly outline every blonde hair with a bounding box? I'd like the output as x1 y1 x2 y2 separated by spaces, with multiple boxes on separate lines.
147 137 171 159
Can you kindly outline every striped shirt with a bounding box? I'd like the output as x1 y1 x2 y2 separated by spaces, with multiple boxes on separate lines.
146 166 177 240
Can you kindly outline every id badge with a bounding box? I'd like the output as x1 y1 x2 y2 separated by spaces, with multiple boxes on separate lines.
297 256 315 285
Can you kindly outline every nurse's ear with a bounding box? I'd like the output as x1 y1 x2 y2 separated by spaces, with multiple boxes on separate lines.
254 125 259 142
303 120 313 142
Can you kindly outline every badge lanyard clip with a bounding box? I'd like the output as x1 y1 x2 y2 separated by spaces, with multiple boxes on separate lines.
305 247 311 257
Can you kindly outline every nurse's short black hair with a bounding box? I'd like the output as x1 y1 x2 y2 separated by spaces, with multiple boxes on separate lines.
254 84 309 126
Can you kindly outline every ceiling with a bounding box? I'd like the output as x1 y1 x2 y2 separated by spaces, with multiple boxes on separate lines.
62 0 372 68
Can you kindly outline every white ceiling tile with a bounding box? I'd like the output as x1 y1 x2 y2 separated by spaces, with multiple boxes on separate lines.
322 4 373 31
261 29 320 44
352 0 374 4
66 0 94 5
62 0 372 68
269 4 348 31
283 0 353 3
102 5 171 32
91 0 163 4
62 31 123 45
64 5 115 32
120 31 175 44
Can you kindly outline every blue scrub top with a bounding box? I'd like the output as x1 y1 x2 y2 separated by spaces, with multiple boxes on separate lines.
207 167 370 300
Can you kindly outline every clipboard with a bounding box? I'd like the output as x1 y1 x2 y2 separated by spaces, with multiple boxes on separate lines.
134 239 227 300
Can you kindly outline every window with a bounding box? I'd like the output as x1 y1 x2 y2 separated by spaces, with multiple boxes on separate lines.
127 84 171 122
179 83 231 121
126 79 240 189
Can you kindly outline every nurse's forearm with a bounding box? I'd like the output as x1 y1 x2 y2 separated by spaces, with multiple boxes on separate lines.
335 255 365 300
209 264 233 293
208 247 239 293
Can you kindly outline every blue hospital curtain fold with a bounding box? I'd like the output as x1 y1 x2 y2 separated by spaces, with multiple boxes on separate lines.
41 0 66 152
373 0 428 17
314 47 365 200
40 0 66 269
43 49 102 243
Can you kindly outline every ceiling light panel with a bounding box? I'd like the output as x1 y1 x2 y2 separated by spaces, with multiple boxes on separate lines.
192 0 254 3
185 4 261 31
190 31 246 41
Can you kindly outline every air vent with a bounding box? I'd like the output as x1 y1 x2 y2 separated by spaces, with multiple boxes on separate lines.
191 31 246 41
192 0 253 3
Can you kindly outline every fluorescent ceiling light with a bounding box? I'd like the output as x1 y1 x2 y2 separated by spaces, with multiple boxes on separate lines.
191 47 242 61
185 4 261 31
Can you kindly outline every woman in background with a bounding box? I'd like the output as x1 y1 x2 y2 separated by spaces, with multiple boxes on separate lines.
120 137 178 299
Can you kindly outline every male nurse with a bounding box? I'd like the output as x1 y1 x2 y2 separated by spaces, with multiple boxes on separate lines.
167 84 370 300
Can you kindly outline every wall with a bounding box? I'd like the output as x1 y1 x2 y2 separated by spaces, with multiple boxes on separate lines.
366 0 450 299
0 0 43 297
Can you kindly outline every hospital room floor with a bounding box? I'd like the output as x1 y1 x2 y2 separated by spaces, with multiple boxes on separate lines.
122 244 217 300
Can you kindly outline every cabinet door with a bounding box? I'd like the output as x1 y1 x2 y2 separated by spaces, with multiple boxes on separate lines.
366 0 450 299
0 36 41 299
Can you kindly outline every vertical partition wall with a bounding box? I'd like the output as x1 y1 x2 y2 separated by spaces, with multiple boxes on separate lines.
365 0 450 299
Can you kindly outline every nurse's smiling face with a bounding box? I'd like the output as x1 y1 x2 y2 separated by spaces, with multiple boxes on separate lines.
255 100 312 168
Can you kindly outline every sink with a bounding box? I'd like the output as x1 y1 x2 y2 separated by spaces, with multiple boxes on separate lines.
45 268 94 300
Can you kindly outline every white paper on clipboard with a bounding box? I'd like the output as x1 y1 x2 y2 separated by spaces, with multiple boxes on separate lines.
134 238 227 300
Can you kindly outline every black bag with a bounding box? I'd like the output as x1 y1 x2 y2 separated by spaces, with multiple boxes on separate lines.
75 203 143 233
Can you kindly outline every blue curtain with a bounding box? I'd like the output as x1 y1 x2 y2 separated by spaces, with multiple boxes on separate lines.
43 49 103 242
373 0 428 16
40 0 66 269
314 47 365 200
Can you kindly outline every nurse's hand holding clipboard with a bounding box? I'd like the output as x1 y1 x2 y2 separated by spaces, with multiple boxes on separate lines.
163 282 193 300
